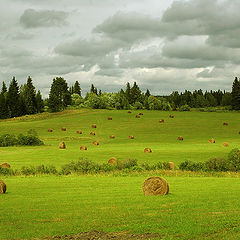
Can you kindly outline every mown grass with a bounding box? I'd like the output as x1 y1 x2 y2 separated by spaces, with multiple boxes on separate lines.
0 109 240 169
0 175 240 240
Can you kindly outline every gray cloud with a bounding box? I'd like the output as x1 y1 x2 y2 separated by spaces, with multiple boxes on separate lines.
20 9 69 28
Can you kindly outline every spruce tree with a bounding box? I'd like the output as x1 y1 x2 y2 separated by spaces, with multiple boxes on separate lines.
145 89 150 98
0 92 9 119
25 76 37 114
36 90 44 112
130 82 142 104
125 82 131 103
1 82 7 94
7 77 21 117
73 81 81 96
231 77 240 110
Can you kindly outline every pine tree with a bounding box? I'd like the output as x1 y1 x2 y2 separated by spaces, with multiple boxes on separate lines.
25 76 37 114
7 77 21 117
1 82 7 94
0 92 9 119
130 82 141 104
73 81 81 96
145 89 150 98
36 90 44 112
232 77 240 110
125 82 131 103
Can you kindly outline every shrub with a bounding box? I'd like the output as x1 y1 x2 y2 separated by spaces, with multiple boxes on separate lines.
179 160 204 171
179 104 191 111
133 102 143 110
204 158 228 172
0 134 18 147
17 134 44 146
227 148 240 171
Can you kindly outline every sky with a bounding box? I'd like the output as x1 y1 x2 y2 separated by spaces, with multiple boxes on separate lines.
0 0 239 97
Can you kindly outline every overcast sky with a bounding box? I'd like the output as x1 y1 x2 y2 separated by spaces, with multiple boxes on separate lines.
0 0 239 96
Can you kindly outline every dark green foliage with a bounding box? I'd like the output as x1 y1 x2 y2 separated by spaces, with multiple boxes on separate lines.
179 104 191 111
73 81 81 96
0 134 18 147
0 93 9 119
227 148 240 171
179 161 205 171
1 82 7 94
20 165 57 175
231 77 240 110
24 76 37 114
36 90 44 112
90 84 97 95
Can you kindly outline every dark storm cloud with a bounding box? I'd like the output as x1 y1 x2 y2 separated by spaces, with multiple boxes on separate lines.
20 9 69 28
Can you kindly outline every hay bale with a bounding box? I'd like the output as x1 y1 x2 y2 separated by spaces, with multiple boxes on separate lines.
0 180 6 194
128 135 134 139
139 113 144 115
169 115 174 118
109 135 115 139
168 162 175 170
223 122 228 126
92 124 97 128
128 111 132 114
108 117 112 120
136 115 140 118
177 136 183 141
209 138 215 143
59 142 66 149
80 146 87 150
108 157 117 165
61 127 66 131
76 130 82 134
142 177 169 196
48 129 53 132
144 148 152 153
222 142 229 147
159 119 164 123
92 141 99 146
1 163 10 168
90 132 96 136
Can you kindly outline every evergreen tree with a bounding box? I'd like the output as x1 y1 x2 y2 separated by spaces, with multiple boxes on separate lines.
25 76 37 114
48 77 70 112
7 77 21 117
36 90 44 112
0 92 9 119
1 82 7 94
231 77 240 110
73 81 81 96
90 84 97 95
130 82 142 104
125 82 131 103
145 89 151 98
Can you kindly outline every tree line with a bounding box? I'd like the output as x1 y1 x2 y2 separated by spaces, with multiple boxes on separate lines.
0 76 240 119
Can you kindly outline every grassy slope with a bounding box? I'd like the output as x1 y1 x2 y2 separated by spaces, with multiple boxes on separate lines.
0 109 239 169
0 175 239 240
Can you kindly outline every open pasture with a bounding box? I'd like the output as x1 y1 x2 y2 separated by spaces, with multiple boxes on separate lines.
0 109 239 169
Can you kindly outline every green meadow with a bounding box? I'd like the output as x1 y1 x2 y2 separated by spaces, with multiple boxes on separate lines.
0 109 240 239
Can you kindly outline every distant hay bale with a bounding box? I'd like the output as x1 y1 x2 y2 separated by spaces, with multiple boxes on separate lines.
92 141 99 146
80 146 87 150
169 115 174 118
61 127 66 131
222 142 229 147
48 129 53 132
76 130 82 134
136 115 140 118
177 136 183 141
142 177 169 196
0 180 6 194
159 119 164 123
108 157 117 165
59 142 66 149
1 163 10 168
110 135 115 139
209 138 216 143
139 113 144 115
92 124 97 128
90 132 96 136
168 162 175 170
128 111 132 113
108 117 112 120
144 148 152 153
128 135 134 139
223 122 228 126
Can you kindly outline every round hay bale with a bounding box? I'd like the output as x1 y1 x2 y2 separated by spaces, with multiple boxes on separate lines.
177 136 183 141
109 135 115 139
48 129 53 132
159 119 164 123
169 115 174 118
139 113 144 115
223 122 228 126
61 127 66 131
80 146 87 150
108 117 112 120
92 124 97 128
209 138 215 143
168 162 175 170
90 132 96 136
92 141 99 146
128 135 134 139
128 111 132 114
144 148 152 153
108 157 117 165
1 163 10 168
136 115 140 118
0 180 6 194
222 142 229 147
59 142 66 149
76 130 82 134
142 177 169 196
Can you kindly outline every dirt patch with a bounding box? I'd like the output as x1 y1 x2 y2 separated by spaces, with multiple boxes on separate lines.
44 230 161 240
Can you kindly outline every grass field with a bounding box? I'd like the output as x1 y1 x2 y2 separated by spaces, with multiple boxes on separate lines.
0 109 240 239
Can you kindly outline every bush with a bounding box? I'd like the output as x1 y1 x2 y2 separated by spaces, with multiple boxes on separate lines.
179 104 191 111
17 134 44 146
179 160 204 171
0 134 18 147
133 102 143 110
204 158 228 172
227 148 240 171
